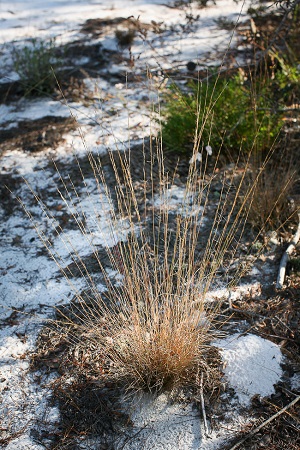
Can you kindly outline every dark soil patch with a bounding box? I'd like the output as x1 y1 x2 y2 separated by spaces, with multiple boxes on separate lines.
55 41 126 83
31 300 132 449
0 116 76 154
51 378 129 449
81 16 155 39
64 248 113 279
0 171 23 215
0 81 25 103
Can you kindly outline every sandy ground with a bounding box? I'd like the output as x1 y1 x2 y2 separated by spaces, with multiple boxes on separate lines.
1 1 298 449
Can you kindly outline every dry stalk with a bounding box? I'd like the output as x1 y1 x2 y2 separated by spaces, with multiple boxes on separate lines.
228 394 300 450
200 371 210 436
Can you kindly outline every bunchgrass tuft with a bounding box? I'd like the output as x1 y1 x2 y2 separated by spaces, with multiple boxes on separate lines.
21 123 276 398
19 14 300 396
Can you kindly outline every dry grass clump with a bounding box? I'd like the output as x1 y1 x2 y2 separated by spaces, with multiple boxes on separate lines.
69 300 214 393
245 166 296 231
21 58 297 398
84 286 212 393
23 133 255 397
65 151 222 394
241 148 298 231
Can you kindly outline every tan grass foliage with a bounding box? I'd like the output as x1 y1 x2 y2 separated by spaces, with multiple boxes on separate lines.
19 69 297 397
21 136 251 396
244 156 297 231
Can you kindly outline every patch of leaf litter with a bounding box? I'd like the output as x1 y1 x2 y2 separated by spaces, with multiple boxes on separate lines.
0 320 60 450
0 116 76 155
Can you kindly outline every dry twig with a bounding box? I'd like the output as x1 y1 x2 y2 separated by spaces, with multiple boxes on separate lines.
228 394 300 450
199 372 210 437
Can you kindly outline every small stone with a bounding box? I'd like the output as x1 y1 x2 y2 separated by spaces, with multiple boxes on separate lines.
187 61 197 71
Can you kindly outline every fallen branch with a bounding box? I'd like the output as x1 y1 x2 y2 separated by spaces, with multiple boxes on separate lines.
200 372 210 437
228 394 300 450
276 212 300 289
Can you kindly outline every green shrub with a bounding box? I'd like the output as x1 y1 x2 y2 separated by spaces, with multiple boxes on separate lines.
271 51 300 104
12 38 59 96
161 70 284 156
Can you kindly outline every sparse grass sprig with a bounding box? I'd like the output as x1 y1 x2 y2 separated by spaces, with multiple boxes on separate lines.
12 37 60 96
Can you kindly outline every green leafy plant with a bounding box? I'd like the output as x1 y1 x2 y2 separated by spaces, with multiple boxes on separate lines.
12 38 59 96
161 70 284 156
271 51 300 104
